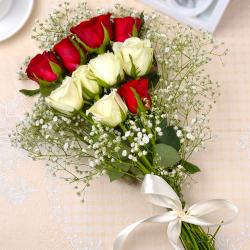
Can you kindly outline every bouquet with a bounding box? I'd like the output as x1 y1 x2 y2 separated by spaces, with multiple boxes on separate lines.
12 2 237 249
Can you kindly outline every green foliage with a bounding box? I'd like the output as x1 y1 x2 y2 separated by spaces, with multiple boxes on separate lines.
130 87 146 113
157 121 180 151
147 72 160 89
39 82 60 97
49 61 63 77
155 143 180 167
107 162 131 182
19 88 40 96
129 54 139 78
182 160 200 174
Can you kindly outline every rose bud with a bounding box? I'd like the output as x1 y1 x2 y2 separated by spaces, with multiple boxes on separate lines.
118 78 151 114
53 37 86 73
72 65 101 100
87 90 128 127
89 52 124 87
114 16 142 42
45 76 83 115
113 37 153 78
70 13 113 54
26 51 64 84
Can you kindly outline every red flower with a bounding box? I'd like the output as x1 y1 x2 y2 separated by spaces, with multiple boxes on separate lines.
118 78 151 114
53 37 85 73
114 16 142 42
26 51 63 84
70 13 113 53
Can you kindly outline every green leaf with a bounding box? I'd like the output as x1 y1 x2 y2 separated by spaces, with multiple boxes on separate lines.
40 82 60 97
107 162 131 182
130 166 144 179
157 124 181 151
130 87 146 113
155 144 181 167
132 22 138 37
147 72 160 89
49 61 62 77
181 160 201 174
69 36 86 64
139 12 145 34
112 162 131 172
159 118 168 128
140 12 144 23
107 168 125 182
19 88 40 96
129 54 138 78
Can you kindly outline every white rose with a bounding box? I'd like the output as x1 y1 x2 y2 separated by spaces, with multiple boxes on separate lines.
72 65 101 100
89 52 124 87
113 37 154 77
45 76 83 115
87 90 128 127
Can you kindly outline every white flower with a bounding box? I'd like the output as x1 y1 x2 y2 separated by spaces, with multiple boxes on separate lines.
137 132 142 138
176 130 183 138
125 131 131 137
87 90 128 127
186 133 195 141
122 150 127 157
72 65 101 100
45 76 83 115
113 37 153 78
89 52 124 87
63 143 69 151
142 135 150 144
156 127 162 133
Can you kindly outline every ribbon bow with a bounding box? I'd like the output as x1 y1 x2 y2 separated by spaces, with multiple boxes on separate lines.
114 174 238 250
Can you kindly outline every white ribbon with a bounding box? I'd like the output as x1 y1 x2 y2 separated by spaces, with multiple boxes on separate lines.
114 174 238 250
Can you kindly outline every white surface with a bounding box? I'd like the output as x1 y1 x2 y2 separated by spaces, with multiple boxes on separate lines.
0 0 13 20
0 0 34 42
142 0 231 33
170 0 214 17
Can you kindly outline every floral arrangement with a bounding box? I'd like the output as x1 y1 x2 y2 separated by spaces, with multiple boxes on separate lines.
12 2 237 250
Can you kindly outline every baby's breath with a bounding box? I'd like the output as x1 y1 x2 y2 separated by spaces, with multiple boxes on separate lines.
31 1 92 51
10 98 102 198
141 18 223 159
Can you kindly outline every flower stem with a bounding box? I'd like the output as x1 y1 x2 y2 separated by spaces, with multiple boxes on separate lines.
180 223 216 250
136 161 151 174
78 109 94 125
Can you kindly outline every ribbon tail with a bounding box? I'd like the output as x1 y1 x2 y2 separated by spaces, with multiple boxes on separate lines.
167 219 183 250
114 218 147 250
114 212 177 250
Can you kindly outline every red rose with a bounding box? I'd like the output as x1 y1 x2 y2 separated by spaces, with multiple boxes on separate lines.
114 16 142 42
53 37 85 73
70 13 113 53
118 78 151 114
26 51 63 84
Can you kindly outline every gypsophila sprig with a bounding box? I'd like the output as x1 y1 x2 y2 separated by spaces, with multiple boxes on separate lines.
140 17 223 159
18 56 31 80
10 98 102 199
31 1 92 50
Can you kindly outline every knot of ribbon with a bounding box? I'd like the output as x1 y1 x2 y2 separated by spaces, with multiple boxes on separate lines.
114 174 238 250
